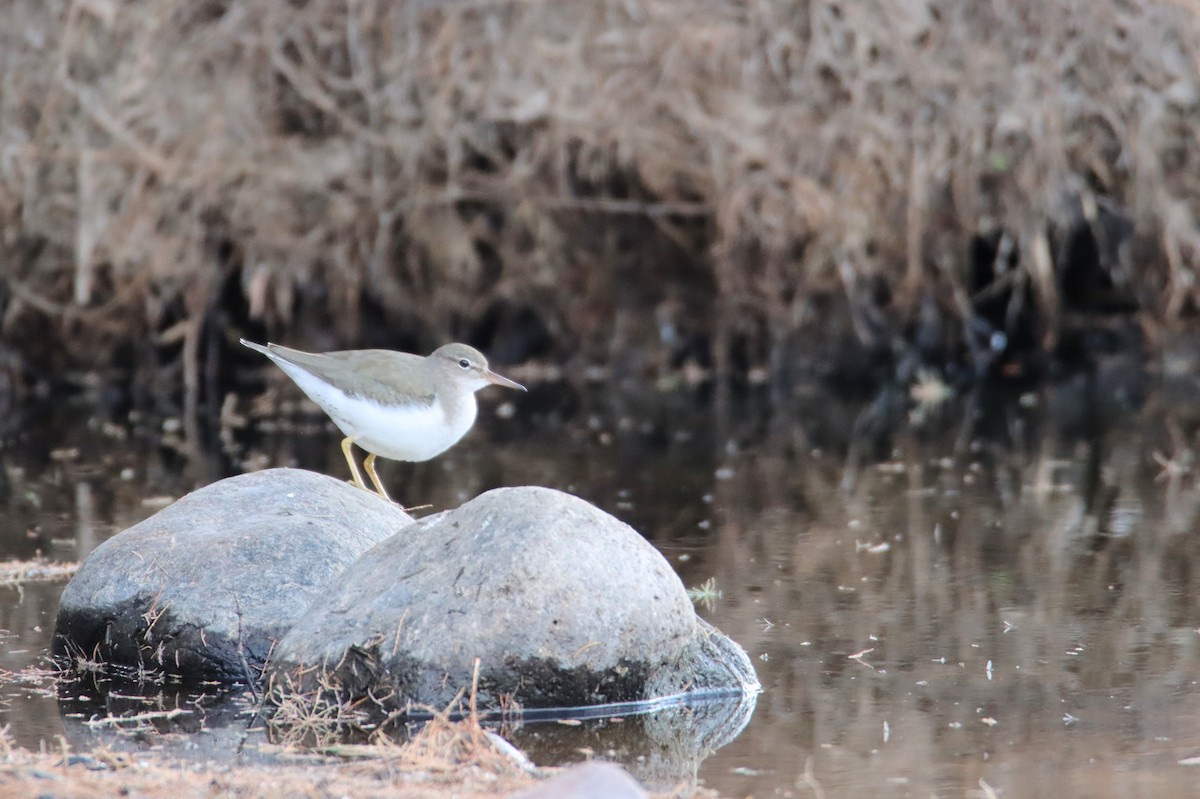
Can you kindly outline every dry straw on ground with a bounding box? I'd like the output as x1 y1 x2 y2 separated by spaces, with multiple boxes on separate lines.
2 0 1198 391
0 722 544 799
0 558 77 586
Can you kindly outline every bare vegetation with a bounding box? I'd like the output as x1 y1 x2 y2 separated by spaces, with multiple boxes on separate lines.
0 720 544 799
0 558 77 586
1 0 1198 393
266 669 373 747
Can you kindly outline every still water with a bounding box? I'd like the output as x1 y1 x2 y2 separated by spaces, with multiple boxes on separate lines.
4 364 1200 797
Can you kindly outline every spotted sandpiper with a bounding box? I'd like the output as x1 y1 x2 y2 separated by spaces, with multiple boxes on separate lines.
241 339 526 501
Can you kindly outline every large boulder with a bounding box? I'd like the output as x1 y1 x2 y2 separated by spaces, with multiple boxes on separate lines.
269 486 758 712
54 468 411 681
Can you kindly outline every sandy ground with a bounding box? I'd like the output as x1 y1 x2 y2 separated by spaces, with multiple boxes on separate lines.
0 748 714 798
0 747 538 799
0 709 710 799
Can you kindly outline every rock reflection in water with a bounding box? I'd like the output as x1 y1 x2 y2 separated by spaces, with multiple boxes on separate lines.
505 694 758 791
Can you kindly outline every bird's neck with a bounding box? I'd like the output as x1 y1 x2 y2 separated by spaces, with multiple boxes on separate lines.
436 388 479 429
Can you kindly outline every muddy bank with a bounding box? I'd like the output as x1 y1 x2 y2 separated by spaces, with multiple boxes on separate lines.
1 0 1197 406
0 720 713 799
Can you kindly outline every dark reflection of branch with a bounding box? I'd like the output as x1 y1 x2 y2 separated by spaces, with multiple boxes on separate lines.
952 383 982 457
75 481 95 560
839 386 905 494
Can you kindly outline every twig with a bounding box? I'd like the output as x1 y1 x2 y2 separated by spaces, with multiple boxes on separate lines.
83 708 191 728
234 596 261 702
798 756 826 799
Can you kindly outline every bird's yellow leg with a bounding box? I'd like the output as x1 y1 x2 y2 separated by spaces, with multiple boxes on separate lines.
363 453 392 502
340 436 369 491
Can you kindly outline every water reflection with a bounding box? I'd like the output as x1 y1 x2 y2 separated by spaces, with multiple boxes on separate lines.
692 372 1200 796
4 370 1200 796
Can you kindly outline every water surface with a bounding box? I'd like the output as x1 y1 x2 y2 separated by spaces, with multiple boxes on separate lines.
4 369 1200 797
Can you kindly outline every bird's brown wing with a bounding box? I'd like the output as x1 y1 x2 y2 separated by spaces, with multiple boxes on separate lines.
265 345 436 407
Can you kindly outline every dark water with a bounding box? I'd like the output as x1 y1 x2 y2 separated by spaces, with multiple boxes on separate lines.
5 365 1200 797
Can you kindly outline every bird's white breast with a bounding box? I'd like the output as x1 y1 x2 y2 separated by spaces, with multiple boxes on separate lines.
270 358 477 462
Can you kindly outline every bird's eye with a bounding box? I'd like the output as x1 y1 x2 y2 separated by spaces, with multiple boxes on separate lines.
458 358 470 369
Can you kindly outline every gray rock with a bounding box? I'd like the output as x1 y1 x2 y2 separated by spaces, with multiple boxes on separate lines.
508 762 648 799
54 468 411 681
648 616 761 701
270 486 754 712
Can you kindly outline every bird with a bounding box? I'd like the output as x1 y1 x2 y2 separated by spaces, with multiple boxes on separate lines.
240 339 525 502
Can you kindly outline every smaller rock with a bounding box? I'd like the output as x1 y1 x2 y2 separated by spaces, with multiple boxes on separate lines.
54 469 410 681
508 762 648 799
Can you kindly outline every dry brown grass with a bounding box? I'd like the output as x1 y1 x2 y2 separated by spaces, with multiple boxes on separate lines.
2 0 1198 393
0 734 542 799
266 668 372 748
0 558 78 586
0 742 711 799
264 658 525 765
311 702 540 779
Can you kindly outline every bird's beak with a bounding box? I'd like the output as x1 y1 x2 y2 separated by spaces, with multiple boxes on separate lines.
485 370 527 391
